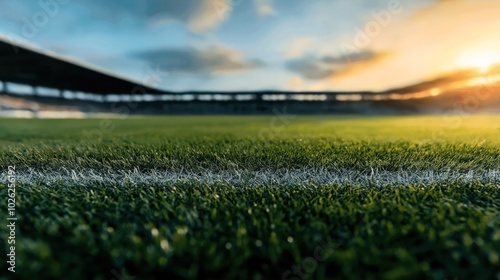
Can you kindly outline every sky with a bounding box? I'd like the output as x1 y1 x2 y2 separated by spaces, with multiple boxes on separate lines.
1 0 500 92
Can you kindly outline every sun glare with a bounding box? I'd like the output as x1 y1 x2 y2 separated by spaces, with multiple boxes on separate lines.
457 50 500 73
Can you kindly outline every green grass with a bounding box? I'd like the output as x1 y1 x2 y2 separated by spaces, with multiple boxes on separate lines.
1 116 500 279
1 116 500 172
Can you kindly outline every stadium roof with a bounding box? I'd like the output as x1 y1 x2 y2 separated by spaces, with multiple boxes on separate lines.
0 38 164 94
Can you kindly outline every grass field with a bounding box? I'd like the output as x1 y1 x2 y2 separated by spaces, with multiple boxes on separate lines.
1 115 499 279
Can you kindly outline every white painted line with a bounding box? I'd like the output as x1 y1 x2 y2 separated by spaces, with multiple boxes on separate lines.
2 168 500 187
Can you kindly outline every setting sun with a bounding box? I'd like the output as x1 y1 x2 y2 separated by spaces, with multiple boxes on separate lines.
457 50 500 72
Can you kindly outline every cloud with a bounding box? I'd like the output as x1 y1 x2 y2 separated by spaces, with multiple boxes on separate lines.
73 0 231 32
284 37 314 59
285 57 337 80
329 0 500 91
322 51 379 64
143 0 233 32
254 0 274 16
286 51 383 80
329 52 389 79
134 46 263 75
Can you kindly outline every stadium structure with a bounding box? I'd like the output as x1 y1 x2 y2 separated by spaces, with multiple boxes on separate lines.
1 37 500 116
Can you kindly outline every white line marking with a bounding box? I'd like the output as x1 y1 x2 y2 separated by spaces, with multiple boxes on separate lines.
2 168 500 187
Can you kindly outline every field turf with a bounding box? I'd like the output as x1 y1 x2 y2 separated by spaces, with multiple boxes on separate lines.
0 115 499 280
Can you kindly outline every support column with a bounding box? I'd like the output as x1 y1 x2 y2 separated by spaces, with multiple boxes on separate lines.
0 81 5 95
32 85 39 96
